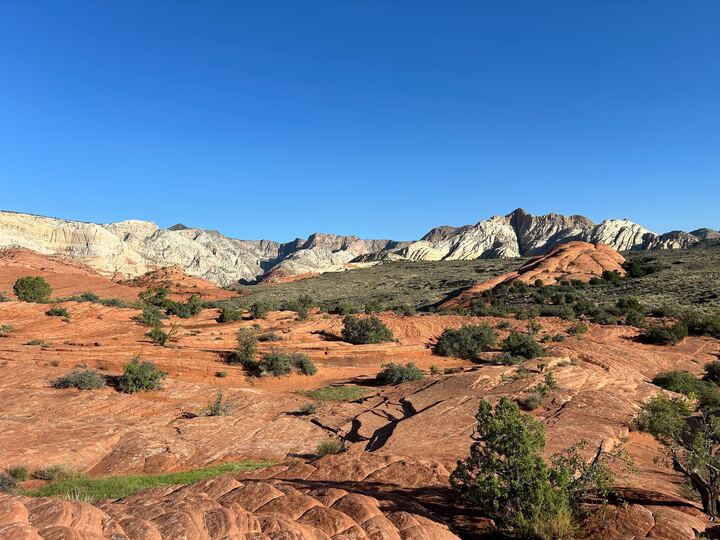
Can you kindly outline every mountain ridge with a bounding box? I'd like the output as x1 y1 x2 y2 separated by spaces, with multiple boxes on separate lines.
0 208 716 286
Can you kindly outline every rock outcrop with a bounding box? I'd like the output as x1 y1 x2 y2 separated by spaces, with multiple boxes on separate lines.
0 209 715 286
441 241 626 308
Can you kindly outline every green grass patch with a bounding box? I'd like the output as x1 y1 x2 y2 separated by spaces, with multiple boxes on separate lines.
25 460 272 502
303 385 370 401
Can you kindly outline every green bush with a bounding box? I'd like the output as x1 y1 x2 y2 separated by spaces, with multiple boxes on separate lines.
364 300 384 313
217 307 243 323
651 370 720 409
703 361 720 384
249 301 270 320
7 466 28 481
53 369 106 390
330 302 359 316
517 392 543 411
146 326 169 346
0 324 12 337
377 362 424 385
216 370 229 378
0 473 17 493
640 321 688 345
293 403 319 415
683 310 720 339
491 353 524 366
284 294 314 320
258 351 293 376
45 306 69 318
502 332 543 359
136 306 166 327
258 331 282 342
602 270 622 284
164 295 203 318
394 304 416 316
616 297 644 314
625 309 645 327
231 328 257 364
451 398 613 535
341 315 394 344
200 389 232 416
32 464 76 482
316 438 344 456
567 322 588 335
13 276 52 302
292 353 317 375
118 358 166 393
435 325 497 361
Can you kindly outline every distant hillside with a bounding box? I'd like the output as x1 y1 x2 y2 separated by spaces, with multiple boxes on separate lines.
0 208 715 286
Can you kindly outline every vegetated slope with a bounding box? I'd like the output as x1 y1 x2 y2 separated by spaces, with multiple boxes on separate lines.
1 208 717 286
442 241 626 308
227 245 720 313
0 248 139 301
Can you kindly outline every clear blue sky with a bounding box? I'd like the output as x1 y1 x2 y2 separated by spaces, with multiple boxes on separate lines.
1 1 718 241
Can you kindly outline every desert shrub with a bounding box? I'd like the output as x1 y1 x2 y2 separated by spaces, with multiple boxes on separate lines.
430 364 443 375
139 287 169 307
292 353 317 375
364 300 384 313
32 464 76 482
53 369 106 390
616 297 644 314
45 306 69 318
394 304 416 316
539 305 575 320
330 302 359 316
502 332 543 359
258 351 293 376
534 279 545 288
468 302 510 317
200 389 232 416
7 466 28 481
652 370 720 409
0 324 12 337
496 321 512 330
284 294 314 320
451 398 613 535
305 385 368 401
78 292 100 302
622 258 659 278
491 353 524 366
215 370 229 378
517 392 543 411
145 325 172 346
602 270 622 284
0 292 8 302
640 321 688 345
249 301 270 320
136 306 166 327
377 362 424 385
341 315 394 344
118 358 166 393
231 328 257 364
217 307 243 323
294 403 319 415
625 309 645 327
683 310 720 339
567 322 588 335
164 295 203 318
0 473 17 492
258 331 282 342
316 438 344 456
703 361 720 384
551 333 566 342
435 324 497 361
13 276 52 302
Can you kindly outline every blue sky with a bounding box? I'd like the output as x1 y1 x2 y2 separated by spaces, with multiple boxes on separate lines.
1 1 718 241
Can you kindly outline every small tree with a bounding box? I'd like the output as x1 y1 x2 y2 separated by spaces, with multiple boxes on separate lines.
502 331 543 359
249 301 270 320
435 325 497 361
258 351 293 376
232 328 257 364
13 276 52 303
451 398 616 536
118 357 166 393
200 389 232 416
640 321 688 345
341 315 394 344
292 353 317 375
377 362 424 385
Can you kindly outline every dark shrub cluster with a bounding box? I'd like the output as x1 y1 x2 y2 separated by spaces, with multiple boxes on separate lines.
341 315 394 344
640 321 688 345
502 331 543 359
118 358 166 393
13 276 52 303
53 369 106 390
45 306 69 318
217 307 243 323
435 324 497 361
377 362 424 385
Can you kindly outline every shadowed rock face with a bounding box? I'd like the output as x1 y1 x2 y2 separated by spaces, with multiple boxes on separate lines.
0 209 715 286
